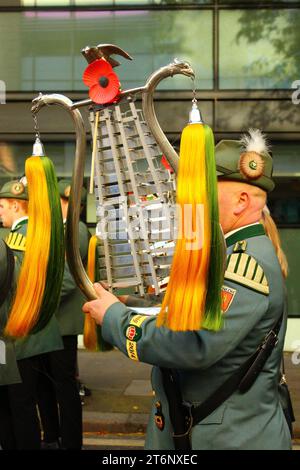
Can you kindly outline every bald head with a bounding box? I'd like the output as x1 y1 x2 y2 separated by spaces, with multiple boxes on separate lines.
218 181 267 234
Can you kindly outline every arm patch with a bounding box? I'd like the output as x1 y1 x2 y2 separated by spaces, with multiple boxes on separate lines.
225 252 269 295
125 315 148 361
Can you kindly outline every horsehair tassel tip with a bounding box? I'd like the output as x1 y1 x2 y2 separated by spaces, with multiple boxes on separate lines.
32 135 45 157
189 101 203 125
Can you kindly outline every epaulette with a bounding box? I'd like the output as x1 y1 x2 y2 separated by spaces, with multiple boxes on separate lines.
5 232 26 252
225 240 269 295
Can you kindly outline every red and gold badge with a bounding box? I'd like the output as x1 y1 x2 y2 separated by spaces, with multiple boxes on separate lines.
221 285 237 314
125 325 142 342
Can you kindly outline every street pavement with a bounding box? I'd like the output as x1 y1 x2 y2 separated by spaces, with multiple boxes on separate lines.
79 348 152 435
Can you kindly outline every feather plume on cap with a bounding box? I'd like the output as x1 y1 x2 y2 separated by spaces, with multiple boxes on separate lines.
19 175 28 187
240 128 270 156
238 129 270 180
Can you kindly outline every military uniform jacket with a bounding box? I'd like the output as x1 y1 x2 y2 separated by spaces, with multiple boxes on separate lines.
6 220 63 360
55 220 90 336
0 239 20 385
101 223 292 450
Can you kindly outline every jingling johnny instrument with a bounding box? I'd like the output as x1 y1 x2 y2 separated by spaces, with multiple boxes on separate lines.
31 44 195 301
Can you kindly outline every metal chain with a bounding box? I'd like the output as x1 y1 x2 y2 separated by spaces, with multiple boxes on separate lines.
191 78 197 104
33 114 41 139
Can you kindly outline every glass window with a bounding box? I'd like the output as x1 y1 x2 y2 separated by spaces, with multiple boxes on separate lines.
0 10 212 91
219 0 299 3
0 140 90 179
269 178 300 227
0 139 92 226
273 143 300 177
19 1 210 5
268 143 300 227
219 9 300 89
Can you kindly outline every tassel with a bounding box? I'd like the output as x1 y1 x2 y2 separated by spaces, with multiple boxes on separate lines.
33 156 65 333
4 155 65 338
156 119 224 331
84 235 99 351
202 125 224 331
83 234 113 352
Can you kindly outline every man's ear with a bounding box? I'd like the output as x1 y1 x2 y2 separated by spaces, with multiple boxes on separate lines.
233 191 249 216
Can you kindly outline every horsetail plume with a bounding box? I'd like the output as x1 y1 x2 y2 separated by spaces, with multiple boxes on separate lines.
157 104 224 331
5 152 65 338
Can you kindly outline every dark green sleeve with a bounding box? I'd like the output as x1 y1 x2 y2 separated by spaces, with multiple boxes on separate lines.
0 239 7 286
79 221 91 265
102 279 270 370
60 263 77 300
0 239 14 311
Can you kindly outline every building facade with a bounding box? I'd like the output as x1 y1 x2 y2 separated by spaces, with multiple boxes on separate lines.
0 0 299 321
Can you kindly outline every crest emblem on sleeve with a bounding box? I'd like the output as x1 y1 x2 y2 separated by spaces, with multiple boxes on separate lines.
125 325 142 342
221 286 237 314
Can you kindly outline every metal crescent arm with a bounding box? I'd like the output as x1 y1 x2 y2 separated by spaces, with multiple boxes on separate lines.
31 93 97 301
142 61 195 175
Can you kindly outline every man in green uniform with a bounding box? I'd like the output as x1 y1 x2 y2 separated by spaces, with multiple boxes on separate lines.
82 129 291 450
0 238 21 449
37 179 90 449
0 180 63 450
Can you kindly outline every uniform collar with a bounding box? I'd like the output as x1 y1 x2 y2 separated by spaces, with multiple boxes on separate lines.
225 222 265 247
11 216 28 232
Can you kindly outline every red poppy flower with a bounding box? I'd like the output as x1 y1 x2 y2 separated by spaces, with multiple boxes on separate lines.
82 58 120 105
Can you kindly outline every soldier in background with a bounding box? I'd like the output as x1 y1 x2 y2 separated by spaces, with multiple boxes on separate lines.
0 181 63 450
38 179 90 450
0 238 21 449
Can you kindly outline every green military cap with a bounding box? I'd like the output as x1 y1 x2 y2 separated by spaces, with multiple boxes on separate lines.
58 178 87 204
0 179 28 200
216 129 275 192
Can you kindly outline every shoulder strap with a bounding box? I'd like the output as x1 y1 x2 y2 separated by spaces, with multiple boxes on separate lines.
238 313 282 392
160 368 192 450
191 313 283 426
